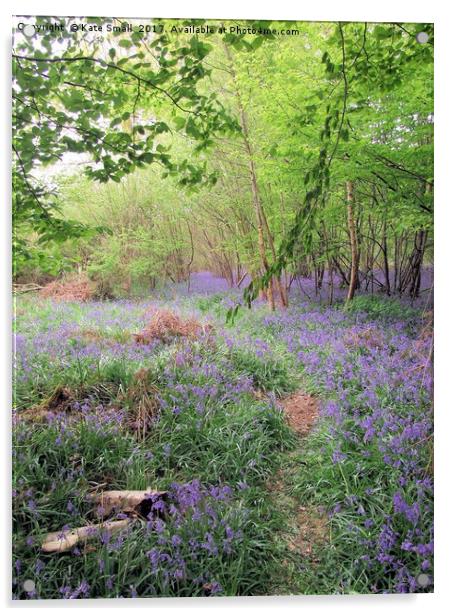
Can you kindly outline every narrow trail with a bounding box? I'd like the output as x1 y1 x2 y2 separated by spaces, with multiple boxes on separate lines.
269 390 330 591
277 391 319 437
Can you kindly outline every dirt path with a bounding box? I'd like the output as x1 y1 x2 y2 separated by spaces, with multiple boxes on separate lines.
278 391 319 436
269 390 329 591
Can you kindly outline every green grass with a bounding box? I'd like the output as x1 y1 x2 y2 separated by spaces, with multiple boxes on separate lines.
344 294 421 322
229 347 296 397
12 297 299 599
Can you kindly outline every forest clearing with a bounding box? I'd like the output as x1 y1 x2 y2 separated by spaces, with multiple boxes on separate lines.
12 17 433 599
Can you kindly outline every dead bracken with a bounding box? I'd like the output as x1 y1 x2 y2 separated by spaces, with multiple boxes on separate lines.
133 309 213 344
40 274 97 302
121 368 161 439
344 325 385 350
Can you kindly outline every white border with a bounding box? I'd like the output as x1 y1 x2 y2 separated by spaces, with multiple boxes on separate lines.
3 0 444 21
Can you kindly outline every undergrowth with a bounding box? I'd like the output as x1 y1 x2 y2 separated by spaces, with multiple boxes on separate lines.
12 292 433 598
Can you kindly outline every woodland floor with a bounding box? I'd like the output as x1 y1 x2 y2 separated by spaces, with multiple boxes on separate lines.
12 278 433 598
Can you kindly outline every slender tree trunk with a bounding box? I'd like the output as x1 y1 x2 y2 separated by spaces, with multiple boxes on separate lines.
328 261 334 305
382 218 391 296
256 220 275 309
393 231 399 294
260 204 288 307
186 221 194 292
346 180 359 302
223 42 276 311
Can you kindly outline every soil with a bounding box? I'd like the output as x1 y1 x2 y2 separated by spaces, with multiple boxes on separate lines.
278 391 319 436
272 390 328 567
288 505 329 559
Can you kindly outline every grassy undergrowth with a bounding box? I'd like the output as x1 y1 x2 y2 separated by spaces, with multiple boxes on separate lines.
13 297 297 599
13 292 433 598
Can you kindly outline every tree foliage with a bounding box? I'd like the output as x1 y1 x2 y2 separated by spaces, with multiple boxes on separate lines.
13 18 433 304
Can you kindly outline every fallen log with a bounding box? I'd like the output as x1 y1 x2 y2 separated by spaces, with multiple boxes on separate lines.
41 519 131 554
13 283 43 294
89 489 167 518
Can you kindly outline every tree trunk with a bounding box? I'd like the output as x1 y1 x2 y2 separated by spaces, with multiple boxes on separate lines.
382 218 391 296
223 42 276 311
346 180 359 302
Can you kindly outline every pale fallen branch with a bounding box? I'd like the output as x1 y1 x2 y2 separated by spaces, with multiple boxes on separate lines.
89 489 167 518
41 519 131 554
13 283 44 294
